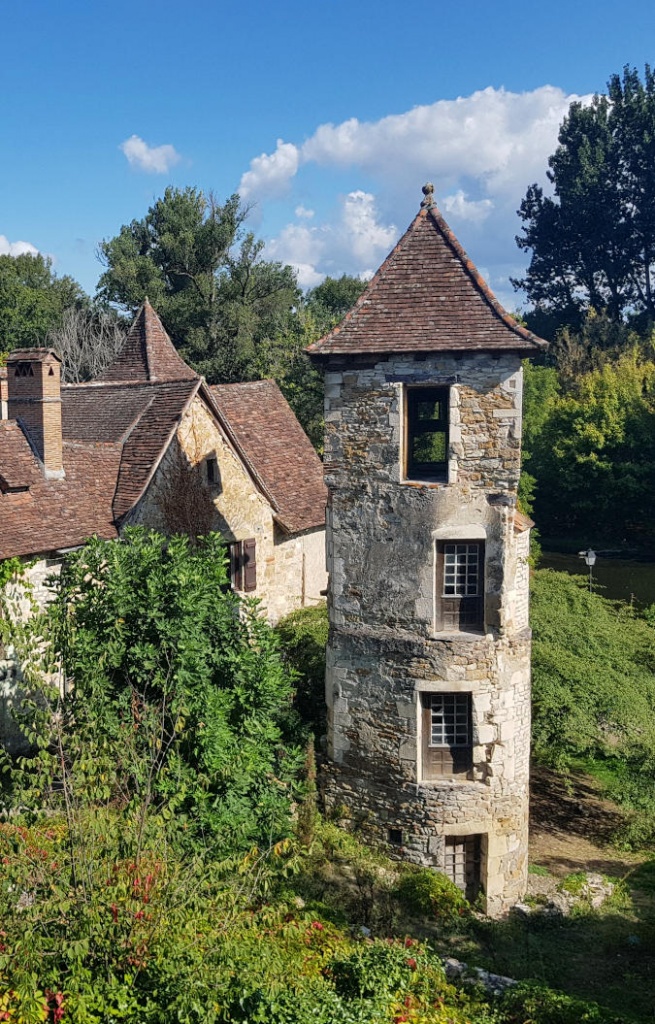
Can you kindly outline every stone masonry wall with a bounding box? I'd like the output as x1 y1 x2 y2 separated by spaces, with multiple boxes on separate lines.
132 396 326 623
322 351 531 915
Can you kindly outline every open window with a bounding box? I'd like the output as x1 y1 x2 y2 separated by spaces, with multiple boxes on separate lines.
229 538 257 593
435 540 484 632
421 692 473 779
405 386 449 480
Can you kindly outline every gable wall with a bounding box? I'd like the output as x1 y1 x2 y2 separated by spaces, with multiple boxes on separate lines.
130 395 325 622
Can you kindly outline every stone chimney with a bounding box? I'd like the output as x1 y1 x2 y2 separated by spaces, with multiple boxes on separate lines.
6 348 64 478
0 366 7 419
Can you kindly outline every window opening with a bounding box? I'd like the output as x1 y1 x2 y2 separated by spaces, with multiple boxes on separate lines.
406 386 448 480
444 835 481 901
387 828 403 846
206 456 218 484
436 541 484 631
421 692 472 778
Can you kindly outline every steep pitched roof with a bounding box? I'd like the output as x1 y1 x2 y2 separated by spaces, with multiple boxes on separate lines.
308 196 546 357
209 380 327 534
98 299 198 383
61 378 201 519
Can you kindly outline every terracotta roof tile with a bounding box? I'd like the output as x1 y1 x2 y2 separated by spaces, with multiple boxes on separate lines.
209 380 327 533
308 204 547 357
0 431 121 559
98 298 198 383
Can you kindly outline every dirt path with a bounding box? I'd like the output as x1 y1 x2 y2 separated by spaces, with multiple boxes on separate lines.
529 764 645 879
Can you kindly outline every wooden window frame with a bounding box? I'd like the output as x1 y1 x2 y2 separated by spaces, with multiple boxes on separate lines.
421 692 473 779
229 538 257 593
435 540 484 633
444 834 482 901
405 386 449 481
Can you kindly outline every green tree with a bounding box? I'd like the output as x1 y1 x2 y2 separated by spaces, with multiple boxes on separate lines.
528 349 655 543
8 528 301 849
256 275 367 450
515 65 655 336
0 252 86 351
97 187 299 382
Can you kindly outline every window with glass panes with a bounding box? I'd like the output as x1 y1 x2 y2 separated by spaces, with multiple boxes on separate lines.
435 541 484 632
444 835 481 900
405 387 448 480
421 692 472 777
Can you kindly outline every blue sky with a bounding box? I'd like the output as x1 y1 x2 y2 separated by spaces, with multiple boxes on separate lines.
2 0 654 309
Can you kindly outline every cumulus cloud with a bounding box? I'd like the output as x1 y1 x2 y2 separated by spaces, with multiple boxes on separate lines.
239 140 300 199
266 191 395 288
243 84 590 301
0 235 39 257
442 190 493 223
295 205 315 219
120 135 181 174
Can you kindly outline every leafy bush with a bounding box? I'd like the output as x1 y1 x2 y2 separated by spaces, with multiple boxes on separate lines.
275 604 328 738
393 868 469 926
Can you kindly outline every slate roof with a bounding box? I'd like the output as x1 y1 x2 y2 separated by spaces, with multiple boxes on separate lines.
209 380 327 534
98 299 198 383
308 199 547 357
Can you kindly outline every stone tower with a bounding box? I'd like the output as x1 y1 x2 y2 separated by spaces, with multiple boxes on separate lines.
308 185 546 915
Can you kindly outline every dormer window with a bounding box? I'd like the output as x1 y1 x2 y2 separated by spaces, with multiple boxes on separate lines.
405 386 448 480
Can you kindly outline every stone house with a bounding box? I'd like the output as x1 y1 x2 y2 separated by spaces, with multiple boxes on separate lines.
308 184 546 915
0 300 327 622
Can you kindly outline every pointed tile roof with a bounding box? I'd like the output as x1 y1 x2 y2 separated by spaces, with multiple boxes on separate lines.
308 190 547 357
99 299 198 383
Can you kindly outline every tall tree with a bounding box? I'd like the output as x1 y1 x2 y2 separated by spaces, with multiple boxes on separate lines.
515 65 655 336
0 252 86 352
97 187 299 382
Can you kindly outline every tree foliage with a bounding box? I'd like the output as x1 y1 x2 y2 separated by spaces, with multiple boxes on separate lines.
524 348 655 543
515 65 655 335
97 187 299 383
0 252 86 352
7 528 301 848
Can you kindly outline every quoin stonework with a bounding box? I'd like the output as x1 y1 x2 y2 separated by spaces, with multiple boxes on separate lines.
309 184 547 916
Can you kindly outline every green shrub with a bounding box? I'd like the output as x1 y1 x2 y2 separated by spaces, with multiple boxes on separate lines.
500 982 621 1023
393 867 469 925
275 604 328 737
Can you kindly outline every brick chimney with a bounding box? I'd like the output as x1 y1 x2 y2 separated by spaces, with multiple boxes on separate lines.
6 348 64 478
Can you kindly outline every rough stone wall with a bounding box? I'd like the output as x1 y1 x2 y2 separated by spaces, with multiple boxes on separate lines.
132 396 326 623
322 351 531 915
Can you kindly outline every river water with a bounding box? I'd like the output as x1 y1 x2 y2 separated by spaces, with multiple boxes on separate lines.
539 551 655 608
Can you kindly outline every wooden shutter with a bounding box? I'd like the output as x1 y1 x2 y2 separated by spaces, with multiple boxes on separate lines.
243 538 257 592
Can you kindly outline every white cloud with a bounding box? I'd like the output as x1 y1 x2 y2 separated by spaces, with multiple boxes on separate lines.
120 135 181 174
245 84 590 301
442 190 493 223
0 235 39 257
340 191 396 266
295 205 315 219
266 191 395 289
239 140 300 199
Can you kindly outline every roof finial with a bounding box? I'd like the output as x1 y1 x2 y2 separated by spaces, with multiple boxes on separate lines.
420 182 435 209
